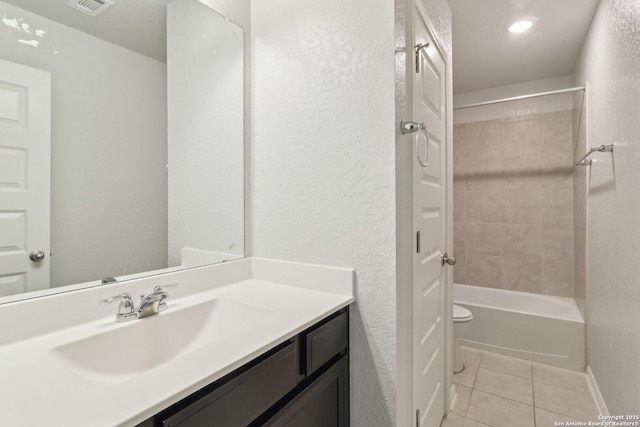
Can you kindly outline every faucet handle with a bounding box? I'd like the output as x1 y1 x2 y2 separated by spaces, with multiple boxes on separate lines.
101 292 136 322
153 283 177 293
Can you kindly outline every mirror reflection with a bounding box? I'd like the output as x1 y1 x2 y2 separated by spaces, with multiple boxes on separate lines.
0 0 244 302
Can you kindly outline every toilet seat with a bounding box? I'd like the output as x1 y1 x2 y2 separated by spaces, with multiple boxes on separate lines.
453 304 473 323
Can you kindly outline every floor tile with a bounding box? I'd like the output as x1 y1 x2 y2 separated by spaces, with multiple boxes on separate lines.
474 367 533 405
532 362 589 393
464 419 491 427
466 389 534 427
534 381 599 421
452 385 472 416
480 351 532 379
440 413 465 427
460 346 483 367
454 362 479 388
535 407 584 426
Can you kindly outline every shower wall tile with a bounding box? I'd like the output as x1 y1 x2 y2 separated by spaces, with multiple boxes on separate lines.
542 225 573 260
454 253 466 284
454 222 466 255
500 154 542 190
465 122 501 159
543 260 573 297
500 120 541 157
502 257 543 293
464 157 502 191
541 188 573 225
501 190 543 224
454 190 466 222
541 112 572 153
465 191 502 223
453 126 466 163
466 255 502 288
540 151 573 189
502 224 542 258
453 110 574 296
467 223 502 256
574 184 587 229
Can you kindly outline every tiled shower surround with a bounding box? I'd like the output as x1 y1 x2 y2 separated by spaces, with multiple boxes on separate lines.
453 111 574 297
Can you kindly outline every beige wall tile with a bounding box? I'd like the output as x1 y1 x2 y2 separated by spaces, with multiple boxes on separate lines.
464 156 502 191
466 255 501 288
543 260 573 297
454 222 466 255
501 189 542 224
465 122 501 159
465 191 502 223
454 190 466 222
502 224 542 258
543 225 573 260
541 188 573 225
453 111 575 297
454 169 466 191
541 112 572 153
502 257 542 293
540 151 573 189
500 154 542 190
466 223 501 256
501 119 541 157
454 253 466 284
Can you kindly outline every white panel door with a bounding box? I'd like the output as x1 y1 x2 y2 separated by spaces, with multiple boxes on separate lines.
0 59 51 296
412 6 448 427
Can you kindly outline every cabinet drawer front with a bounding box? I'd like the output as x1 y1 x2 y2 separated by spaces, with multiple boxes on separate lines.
306 312 347 375
163 341 298 427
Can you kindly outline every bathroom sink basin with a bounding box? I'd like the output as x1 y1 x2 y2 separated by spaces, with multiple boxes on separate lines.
52 299 276 382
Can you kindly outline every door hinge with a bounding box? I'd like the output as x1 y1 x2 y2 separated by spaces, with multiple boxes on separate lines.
416 231 421 253
416 409 420 427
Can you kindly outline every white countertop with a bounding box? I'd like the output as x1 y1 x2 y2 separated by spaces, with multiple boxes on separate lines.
0 258 355 427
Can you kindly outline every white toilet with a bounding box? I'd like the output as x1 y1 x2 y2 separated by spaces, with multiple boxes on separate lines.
453 304 473 373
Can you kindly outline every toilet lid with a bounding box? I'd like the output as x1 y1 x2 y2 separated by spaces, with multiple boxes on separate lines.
453 304 473 322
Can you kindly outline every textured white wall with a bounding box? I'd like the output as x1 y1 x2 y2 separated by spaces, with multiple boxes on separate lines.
251 0 396 424
573 0 640 413
453 76 575 124
167 0 245 266
0 1 168 287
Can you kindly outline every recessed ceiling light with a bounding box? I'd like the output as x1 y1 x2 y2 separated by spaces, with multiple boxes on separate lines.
508 19 534 33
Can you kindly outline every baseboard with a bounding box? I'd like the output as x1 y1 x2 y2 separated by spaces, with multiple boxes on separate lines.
586 365 609 416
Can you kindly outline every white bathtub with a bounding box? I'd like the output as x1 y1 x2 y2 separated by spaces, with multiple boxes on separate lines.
454 284 585 371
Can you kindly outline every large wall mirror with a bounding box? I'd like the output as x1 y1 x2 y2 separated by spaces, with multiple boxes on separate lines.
0 0 245 303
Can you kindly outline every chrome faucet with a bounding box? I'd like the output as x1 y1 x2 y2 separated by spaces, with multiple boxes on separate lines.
138 284 177 319
101 284 177 322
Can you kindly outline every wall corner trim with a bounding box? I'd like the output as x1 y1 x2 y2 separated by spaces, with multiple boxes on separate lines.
586 365 609 416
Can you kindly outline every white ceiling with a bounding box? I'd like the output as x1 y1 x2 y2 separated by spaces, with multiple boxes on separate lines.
449 0 600 94
4 0 169 62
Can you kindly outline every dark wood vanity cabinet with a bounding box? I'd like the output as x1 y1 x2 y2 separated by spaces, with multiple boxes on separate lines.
137 307 349 427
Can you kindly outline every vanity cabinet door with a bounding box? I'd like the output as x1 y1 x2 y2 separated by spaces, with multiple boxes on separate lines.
162 341 298 427
264 356 349 427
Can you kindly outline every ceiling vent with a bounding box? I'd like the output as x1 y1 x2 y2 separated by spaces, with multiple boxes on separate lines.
66 0 113 17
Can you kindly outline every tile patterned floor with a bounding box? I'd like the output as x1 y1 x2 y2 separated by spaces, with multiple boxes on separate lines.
440 346 600 427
